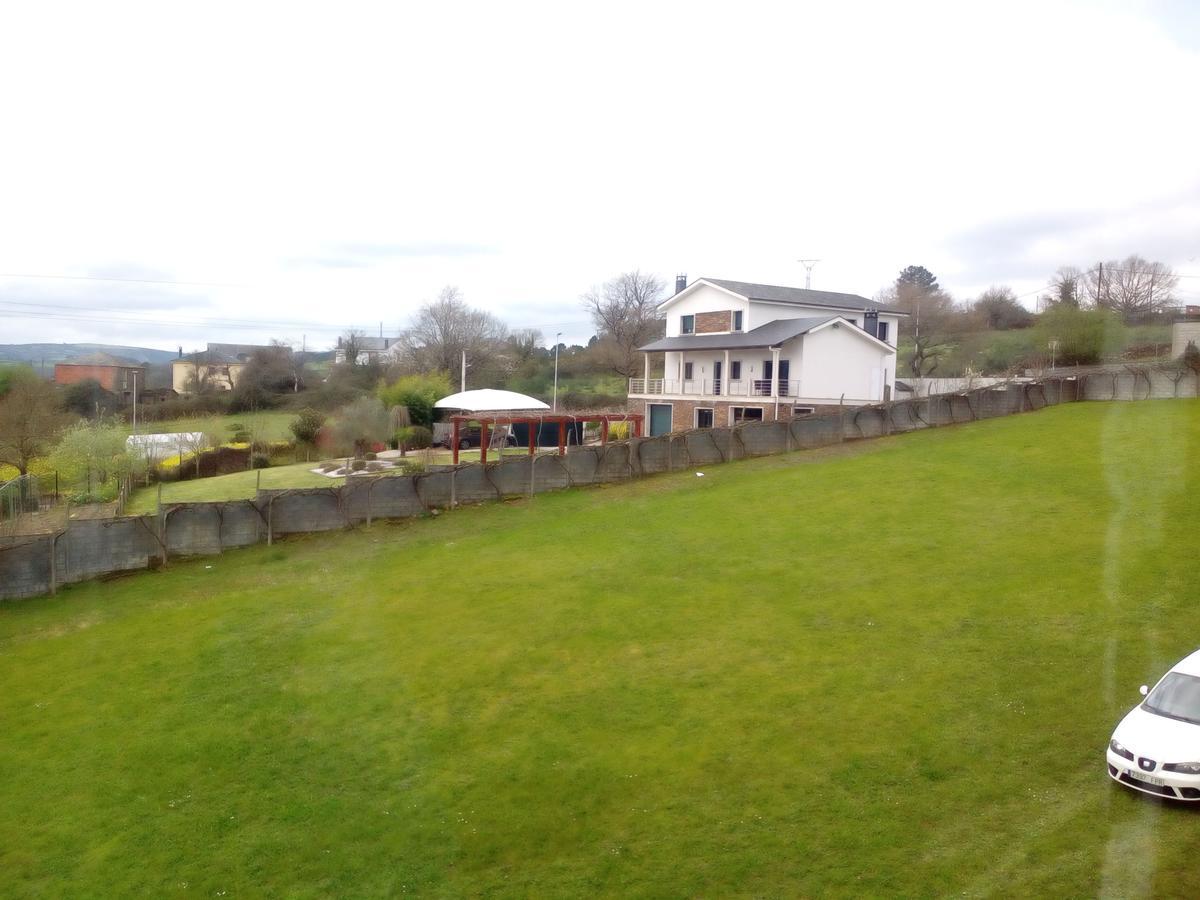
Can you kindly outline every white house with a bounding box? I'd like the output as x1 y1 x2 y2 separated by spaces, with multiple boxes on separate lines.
335 335 402 365
630 277 906 435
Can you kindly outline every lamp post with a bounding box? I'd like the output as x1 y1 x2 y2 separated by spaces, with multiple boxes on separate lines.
552 333 562 412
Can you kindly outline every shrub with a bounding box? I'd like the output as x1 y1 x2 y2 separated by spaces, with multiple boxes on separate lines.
607 421 632 440
251 453 271 469
364 451 377 461
351 459 366 472
1034 307 1123 366
378 372 453 428
332 397 391 456
289 407 326 446
228 422 251 443
395 425 433 454
1183 341 1200 373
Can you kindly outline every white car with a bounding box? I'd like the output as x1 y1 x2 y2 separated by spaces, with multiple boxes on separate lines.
1108 648 1200 801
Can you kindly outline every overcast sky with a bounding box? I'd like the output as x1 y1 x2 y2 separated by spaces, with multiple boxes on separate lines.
2 0 1198 352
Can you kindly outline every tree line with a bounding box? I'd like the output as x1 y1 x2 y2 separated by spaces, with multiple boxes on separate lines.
877 254 1184 377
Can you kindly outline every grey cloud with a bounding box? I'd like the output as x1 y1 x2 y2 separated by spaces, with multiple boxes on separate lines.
291 241 496 269
944 185 1200 288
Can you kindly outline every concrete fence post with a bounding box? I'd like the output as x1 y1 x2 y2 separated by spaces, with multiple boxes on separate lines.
49 530 58 596
450 467 457 508
529 453 536 499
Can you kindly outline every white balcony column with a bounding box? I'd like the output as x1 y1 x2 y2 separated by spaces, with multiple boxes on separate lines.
643 353 650 386
770 346 780 399
722 349 730 397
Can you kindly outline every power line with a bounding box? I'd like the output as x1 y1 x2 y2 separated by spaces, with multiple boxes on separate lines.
0 272 250 288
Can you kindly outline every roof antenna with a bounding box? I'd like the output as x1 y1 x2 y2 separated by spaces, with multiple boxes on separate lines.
797 259 821 290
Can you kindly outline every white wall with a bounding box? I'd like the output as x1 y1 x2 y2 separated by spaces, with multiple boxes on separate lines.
661 284 750 336
798 324 895 402
663 342 802 392
660 282 902 346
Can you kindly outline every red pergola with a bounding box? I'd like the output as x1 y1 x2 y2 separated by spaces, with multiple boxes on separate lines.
450 413 645 464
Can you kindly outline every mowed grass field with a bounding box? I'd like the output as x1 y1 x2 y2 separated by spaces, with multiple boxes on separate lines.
2 400 1199 897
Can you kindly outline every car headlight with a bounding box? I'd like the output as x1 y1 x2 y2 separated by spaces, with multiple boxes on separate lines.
1163 762 1200 774
1110 739 1135 761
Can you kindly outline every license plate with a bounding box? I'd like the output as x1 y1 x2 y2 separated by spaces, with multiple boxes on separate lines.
1129 770 1164 786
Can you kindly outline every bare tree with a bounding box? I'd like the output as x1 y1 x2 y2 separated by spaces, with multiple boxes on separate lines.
184 350 234 394
339 329 367 366
1042 266 1083 309
882 266 960 377
506 328 545 365
395 287 509 385
0 378 70 475
970 286 1033 330
581 270 666 377
1083 255 1178 319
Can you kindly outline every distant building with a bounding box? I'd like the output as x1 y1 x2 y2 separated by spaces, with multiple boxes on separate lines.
171 343 287 394
631 277 906 434
53 353 147 401
335 335 401 365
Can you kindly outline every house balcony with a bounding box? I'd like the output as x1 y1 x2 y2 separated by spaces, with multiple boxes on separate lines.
629 378 802 399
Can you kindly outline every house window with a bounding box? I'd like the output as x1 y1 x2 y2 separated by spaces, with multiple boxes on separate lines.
683 362 693 380
848 319 858 327
792 406 815 417
730 361 742 380
877 321 890 342
695 408 714 428
681 314 695 334
732 310 743 332
731 407 764 424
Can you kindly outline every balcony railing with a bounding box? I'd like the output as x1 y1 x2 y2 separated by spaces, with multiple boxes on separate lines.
630 378 801 398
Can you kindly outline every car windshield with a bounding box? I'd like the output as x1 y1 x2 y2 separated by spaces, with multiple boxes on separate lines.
1143 673 1200 726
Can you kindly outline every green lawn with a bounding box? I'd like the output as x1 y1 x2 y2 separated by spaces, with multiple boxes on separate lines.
124 462 349 513
125 410 298 442
3 401 1200 896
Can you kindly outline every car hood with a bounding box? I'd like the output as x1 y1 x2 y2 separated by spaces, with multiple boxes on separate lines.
1113 705 1200 763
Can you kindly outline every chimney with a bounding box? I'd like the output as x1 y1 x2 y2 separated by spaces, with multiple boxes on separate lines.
177 345 183 358
863 309 879 338
675 274 687 295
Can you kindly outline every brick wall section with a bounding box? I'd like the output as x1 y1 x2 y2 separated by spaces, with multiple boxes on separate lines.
53 364 146 392
642 399 821 431
695 311 733 334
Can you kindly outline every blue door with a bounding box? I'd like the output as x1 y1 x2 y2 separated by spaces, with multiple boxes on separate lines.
649 404 673 436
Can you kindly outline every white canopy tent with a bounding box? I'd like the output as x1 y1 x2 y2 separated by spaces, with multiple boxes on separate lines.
434 389 549 412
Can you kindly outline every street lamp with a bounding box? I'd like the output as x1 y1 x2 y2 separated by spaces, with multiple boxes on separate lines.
552 333 562 412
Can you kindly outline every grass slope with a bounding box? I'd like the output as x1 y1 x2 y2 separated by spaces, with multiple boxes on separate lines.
2 401 1199 897
124 462 348 514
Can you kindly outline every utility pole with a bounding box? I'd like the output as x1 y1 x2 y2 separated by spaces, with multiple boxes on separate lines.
131 369 138 433
1097 262 1104 307
552 333 562 412
798 258 821 289
461 351 468 392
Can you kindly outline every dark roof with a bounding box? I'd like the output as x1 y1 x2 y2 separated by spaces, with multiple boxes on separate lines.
340 336 399 352
640 316 840 352
173 349 241 365
206 342 287 361
700 278 905 315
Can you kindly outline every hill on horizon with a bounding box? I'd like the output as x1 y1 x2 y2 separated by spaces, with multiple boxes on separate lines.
0 342 182 371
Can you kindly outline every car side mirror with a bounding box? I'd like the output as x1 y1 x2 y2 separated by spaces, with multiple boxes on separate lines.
1139 685 1149 697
